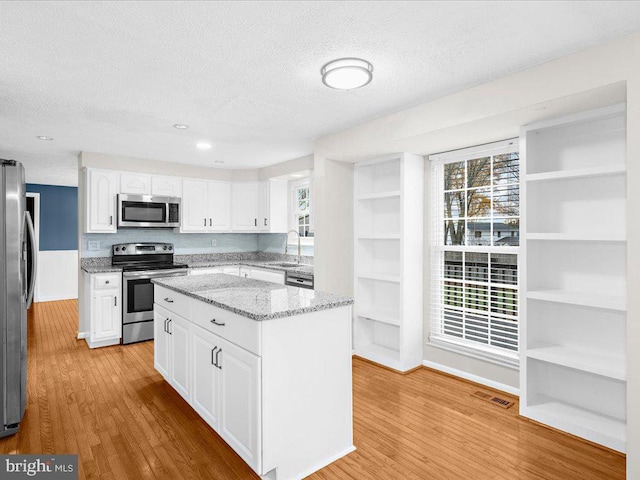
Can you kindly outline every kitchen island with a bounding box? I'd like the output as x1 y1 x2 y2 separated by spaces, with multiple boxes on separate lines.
151 274 354 480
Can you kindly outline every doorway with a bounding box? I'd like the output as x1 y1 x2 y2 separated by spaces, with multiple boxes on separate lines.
26 192 40 304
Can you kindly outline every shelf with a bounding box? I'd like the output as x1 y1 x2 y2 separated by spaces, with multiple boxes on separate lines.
357 309 400 326
527 344 625 381
354 343 400 365
357 234 401 240
523 396 626 453
527 290 626 311
526 165 625 183
527 232 626 242
357 273 401 283
357 190 401 200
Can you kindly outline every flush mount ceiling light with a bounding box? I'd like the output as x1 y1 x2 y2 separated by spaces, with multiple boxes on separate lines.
173 124 189 130
196 142 212 150
321 58 373 90
36 136 53 141
214 160 225 164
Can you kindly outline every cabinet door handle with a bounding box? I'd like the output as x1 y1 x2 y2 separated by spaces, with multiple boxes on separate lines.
168 319 172 335
264 218 267 226
114 296 117 307
209 218 212 227
215 348 222 369
164 318 169 333
211 346 218 365
109 215 113 225
204 218 206 226
254 218 257 227
164 297 174 303
210 318 226 327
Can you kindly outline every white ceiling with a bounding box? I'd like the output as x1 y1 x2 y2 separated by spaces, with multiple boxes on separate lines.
2 1 640 172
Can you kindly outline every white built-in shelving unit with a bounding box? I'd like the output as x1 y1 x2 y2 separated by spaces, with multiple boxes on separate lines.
353 153 424 372
520 103 627 452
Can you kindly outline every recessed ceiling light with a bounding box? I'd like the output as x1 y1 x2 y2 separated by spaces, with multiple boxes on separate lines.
173 124 189 129
36 136 53 141
196 142 212 150
321 58 373 90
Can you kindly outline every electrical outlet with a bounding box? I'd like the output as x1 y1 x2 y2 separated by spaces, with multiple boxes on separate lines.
211 239 217 247
88 241 100 251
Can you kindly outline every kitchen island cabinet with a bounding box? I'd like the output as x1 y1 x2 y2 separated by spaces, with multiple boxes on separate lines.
152 274 354 480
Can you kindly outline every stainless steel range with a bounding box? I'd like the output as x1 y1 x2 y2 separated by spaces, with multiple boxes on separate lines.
112 243 188 344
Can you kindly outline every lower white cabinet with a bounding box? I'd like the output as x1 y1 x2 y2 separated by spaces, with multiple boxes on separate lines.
191 265 284 284
192 325 261 470
154 286 354 480
245 267 284 284
83 272 121 348
154 305 191 401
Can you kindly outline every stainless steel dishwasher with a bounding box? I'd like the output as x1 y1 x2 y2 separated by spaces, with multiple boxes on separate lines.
284 271 314 290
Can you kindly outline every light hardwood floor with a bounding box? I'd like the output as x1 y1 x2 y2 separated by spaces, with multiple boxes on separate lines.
0 300 625 479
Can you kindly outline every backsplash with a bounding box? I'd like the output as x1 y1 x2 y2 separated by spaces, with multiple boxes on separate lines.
81 231 290 257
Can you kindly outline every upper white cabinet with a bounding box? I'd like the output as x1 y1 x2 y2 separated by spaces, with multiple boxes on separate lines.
120 173 151 195
232 180 288 233
182 179 232 232
520 104 627 453
232 182 260 231
152 175 182 197
85 168 118 233
353 153 424 372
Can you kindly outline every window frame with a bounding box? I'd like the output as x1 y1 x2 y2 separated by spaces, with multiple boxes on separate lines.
429 139 520 368
288 178 314 254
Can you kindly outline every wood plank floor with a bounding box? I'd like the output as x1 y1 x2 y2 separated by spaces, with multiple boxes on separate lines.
0 300 625 479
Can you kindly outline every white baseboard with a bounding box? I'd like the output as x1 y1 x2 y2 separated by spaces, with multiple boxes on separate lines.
37 294 78 302
77 332 87 340
422 360 520 397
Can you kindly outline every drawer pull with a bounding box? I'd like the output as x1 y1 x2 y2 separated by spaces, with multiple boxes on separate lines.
105 280 109 284
210 319 226 327
164 297 174 303
215 349 222 369
211 346 218 366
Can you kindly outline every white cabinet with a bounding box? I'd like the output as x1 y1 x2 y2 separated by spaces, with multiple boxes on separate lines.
152 175 182 197
244 267 285 285
190 266 240 276
353 153 424 372
191 328 221 429
182 179 232 232
85 169 118 233
232 182 260 231
154 304 191 402
190 325 261 471
83 272 121 348
154 286 353 480
120 173 151 195
218 336 261 469
520 104 627 453
259 179 288 233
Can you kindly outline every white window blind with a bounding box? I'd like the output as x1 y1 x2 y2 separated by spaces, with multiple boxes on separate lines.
429 139 520 367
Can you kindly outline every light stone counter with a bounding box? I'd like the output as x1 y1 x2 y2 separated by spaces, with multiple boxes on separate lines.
152 273 351 321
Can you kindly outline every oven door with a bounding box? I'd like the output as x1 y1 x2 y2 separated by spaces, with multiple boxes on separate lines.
122 269 188 324
118 194 181 227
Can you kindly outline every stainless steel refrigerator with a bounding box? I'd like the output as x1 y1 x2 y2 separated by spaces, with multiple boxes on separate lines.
0 159 36 438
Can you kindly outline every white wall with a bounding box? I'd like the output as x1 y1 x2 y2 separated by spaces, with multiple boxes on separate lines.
36 251 78 302
313 32 640 477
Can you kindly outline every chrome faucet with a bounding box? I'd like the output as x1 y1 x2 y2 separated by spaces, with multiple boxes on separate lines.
286 230 301 264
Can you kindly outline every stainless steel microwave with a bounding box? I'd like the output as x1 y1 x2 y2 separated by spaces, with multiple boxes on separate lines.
117 194 181 228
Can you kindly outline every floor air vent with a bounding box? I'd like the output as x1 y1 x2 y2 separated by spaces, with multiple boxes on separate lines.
472 391 515 409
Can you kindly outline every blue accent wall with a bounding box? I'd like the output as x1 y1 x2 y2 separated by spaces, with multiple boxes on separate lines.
27 184 78 251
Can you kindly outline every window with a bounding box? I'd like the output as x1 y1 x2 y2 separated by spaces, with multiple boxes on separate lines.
429 139 519 367
288 178 314 255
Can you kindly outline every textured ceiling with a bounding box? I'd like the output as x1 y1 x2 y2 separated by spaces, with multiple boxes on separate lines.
2 1 640 170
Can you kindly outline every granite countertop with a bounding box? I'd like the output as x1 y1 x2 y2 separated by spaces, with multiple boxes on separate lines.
188 260 314 275
82 265 123 274
152 273 351 321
